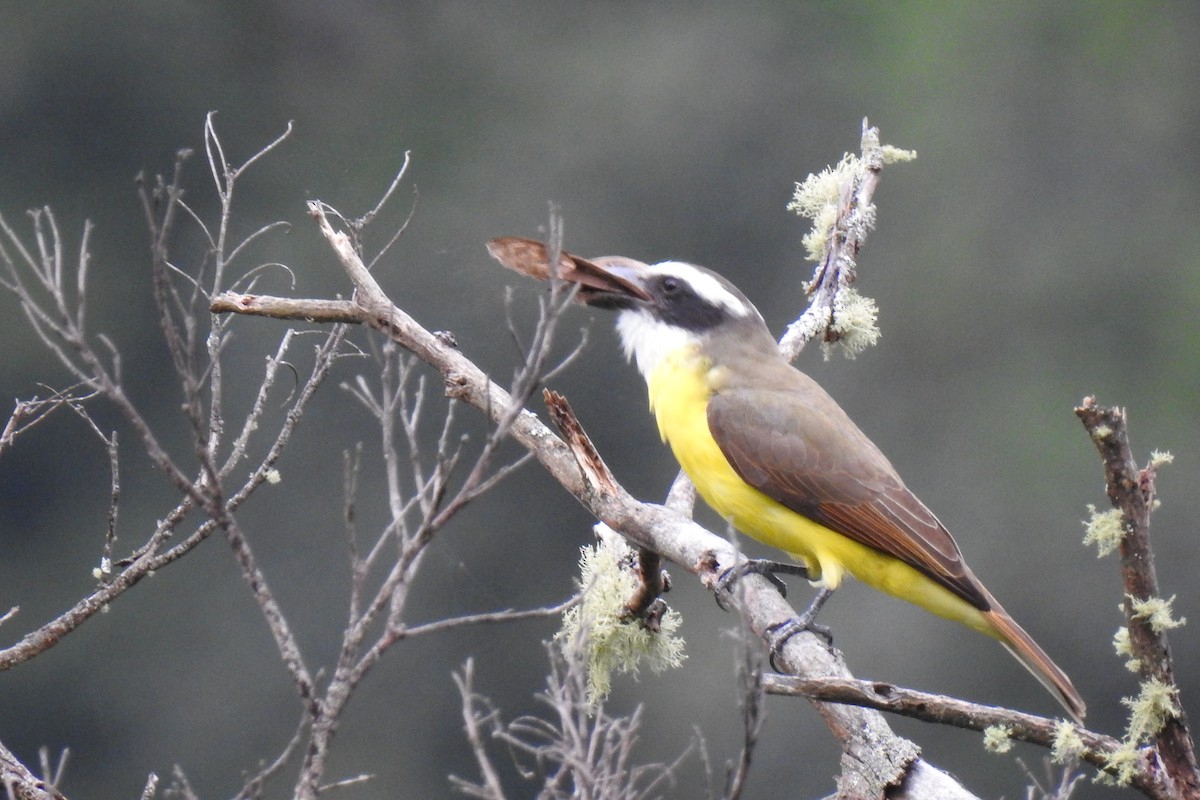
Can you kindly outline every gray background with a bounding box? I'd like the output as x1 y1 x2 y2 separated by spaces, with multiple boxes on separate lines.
2 3 1198 798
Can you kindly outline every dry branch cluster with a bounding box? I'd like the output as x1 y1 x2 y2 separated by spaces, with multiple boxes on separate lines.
0 116 1195 800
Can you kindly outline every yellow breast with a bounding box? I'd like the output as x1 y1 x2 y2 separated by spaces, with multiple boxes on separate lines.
645 347 844 581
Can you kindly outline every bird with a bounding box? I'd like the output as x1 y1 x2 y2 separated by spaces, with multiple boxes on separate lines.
486 237 1087 723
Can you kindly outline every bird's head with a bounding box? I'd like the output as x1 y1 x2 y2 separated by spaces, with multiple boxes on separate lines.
486 237 772 378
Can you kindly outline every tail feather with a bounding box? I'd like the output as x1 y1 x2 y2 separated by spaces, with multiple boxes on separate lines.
984 606 1086 723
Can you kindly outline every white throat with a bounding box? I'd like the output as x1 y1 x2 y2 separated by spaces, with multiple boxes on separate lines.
615 309 701 381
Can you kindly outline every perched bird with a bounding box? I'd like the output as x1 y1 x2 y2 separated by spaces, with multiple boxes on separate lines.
487 237 1086 722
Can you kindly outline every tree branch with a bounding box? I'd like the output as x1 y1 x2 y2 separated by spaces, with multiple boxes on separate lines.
1076 397 1198 797
762 675 1139 787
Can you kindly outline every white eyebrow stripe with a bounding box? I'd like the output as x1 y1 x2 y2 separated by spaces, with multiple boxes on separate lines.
648 261 752 317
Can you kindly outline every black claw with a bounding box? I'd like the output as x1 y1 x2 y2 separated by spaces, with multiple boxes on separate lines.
714 559 810 609
765 587 836 670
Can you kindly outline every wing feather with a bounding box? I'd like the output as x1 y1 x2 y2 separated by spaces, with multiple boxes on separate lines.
707 379 988 610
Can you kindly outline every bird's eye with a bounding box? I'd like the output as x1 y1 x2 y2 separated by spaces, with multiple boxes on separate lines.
661 276 681 294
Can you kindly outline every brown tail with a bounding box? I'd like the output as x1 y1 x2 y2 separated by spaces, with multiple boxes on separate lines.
984 605 1086 723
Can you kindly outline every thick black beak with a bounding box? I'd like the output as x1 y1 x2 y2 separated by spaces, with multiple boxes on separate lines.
486 237 652 305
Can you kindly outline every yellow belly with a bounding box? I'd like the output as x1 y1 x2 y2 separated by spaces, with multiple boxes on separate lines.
646 349 993 636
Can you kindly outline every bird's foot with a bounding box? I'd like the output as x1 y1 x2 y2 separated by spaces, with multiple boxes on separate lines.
714 559 810 609
767 587 835 670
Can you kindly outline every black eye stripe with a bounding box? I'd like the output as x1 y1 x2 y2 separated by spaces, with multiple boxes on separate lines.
653 275 726 332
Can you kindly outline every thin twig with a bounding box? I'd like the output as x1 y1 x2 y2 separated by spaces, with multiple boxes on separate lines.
101 431 119 579
0 133 346 675
452 659 508 800
724 634 765 800
394 595 580 640
139 772 159 800
232 709 312 800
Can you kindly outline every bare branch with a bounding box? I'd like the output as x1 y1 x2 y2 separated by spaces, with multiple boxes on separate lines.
0 300 345 675
220 513 317 703
210 292 362 322
36 748 68 795
361 151 412 228
452 659 508 800
317 773 374 793
139 772 159 800
231 117 295 176
167 764 199 800
453 643 691 799
1018 758 1085 800
0 385 100 458
100 430 119 580
224 220 294 270
763 674 1131 774
232 709 312 800
220 330 296 476
0 738 67 800
724 633 766 800
395 595 579 640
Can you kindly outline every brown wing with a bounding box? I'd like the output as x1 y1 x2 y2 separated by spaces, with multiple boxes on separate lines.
707 376 989 610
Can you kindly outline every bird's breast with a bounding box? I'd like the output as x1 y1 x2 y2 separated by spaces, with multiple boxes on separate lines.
645 351 767 524
643 349 849 586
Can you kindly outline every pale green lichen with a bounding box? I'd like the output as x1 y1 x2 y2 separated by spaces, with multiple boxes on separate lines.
1050 720 1086 764
788 153 858 262
982 724 1014 754
1082 505 1125 557
92 556 113 580
1096 744 1141 787
1123 678 1179 745
1129 594 1186 634
788 154 855 219
786 139 911 360
1150 450 1174 467
789 148 918 263
1095 678 1180 786
880 145 918 164
1113 627 1140 673
800 207 838 262
556 529 686 707
822 287 881 361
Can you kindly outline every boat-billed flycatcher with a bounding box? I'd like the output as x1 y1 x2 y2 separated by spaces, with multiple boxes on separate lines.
487 237 1086 722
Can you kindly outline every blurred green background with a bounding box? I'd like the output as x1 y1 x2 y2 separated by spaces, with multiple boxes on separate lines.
2 2 1199 797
